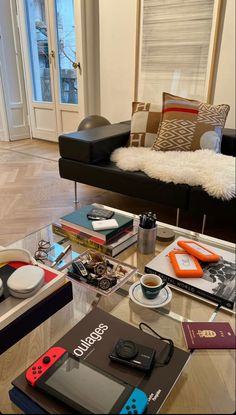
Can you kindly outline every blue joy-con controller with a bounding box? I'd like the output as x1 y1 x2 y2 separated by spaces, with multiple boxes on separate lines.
119 388 148 414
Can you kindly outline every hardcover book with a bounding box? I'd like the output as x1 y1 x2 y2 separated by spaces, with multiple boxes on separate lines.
60 205 133 242
182 322 236 349
0 261 66 331
145 237 236 311
52 222 138 257
11 308 190 414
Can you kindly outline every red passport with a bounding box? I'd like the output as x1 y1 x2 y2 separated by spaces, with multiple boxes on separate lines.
182 322 236 349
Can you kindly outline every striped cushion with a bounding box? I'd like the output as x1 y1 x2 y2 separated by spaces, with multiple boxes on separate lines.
129 102 162 147
152 92 230 152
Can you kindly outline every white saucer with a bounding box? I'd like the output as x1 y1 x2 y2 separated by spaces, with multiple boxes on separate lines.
129 281 172 308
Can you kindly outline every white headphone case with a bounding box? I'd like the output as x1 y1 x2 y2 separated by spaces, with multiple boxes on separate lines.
7 265 45 298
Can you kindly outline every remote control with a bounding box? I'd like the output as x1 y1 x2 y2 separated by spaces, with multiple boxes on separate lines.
92 219 118 231
25 347 66 386
119 388 148 414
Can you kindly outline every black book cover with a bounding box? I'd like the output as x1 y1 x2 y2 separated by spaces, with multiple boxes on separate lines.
12 307 190 414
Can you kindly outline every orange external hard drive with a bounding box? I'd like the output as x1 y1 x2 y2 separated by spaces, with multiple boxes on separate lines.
169 250 203 278
177 240 220 262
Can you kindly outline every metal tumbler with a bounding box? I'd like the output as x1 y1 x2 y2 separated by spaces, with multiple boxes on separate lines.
137 225 157 254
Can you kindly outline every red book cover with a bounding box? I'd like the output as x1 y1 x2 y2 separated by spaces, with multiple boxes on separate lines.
182 322 236 349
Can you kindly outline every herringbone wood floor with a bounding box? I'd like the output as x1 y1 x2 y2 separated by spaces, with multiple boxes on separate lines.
0 139 235 415
0 138 235 246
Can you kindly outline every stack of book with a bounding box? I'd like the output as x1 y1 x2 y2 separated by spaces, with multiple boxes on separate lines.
52 205 138 257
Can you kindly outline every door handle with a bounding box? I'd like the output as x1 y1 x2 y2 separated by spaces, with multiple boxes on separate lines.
49 50 56 68
72 61 81 74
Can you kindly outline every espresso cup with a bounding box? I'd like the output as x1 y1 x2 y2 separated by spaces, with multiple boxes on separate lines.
140 274 167 300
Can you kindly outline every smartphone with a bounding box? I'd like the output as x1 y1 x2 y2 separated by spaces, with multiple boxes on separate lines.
26 348 148 414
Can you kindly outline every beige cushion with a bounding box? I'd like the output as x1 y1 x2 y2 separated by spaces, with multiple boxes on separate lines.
129 101 162 147
152 92 230 152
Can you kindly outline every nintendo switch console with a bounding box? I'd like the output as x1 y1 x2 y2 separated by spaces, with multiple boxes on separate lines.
25 347 148 414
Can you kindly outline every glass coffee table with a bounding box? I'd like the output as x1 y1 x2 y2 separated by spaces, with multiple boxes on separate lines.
1 204 235 414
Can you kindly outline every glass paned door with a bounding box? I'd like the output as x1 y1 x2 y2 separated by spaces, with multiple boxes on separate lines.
55 0 78 104
18 0 85 141
25 0 52 102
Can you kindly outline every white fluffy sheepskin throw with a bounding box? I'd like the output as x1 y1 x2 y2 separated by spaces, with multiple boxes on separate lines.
111 147 236 201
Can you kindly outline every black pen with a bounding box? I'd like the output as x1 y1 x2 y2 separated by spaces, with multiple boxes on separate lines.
51 244 71 267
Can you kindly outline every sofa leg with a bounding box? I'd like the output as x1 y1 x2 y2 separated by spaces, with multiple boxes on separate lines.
176 208 180 227
74 181 79 204
201 214 207 234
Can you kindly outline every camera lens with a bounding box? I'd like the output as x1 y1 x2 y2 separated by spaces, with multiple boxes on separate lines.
115 340 138 360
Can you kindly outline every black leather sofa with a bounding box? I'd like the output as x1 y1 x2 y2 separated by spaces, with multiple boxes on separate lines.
58 122 236 232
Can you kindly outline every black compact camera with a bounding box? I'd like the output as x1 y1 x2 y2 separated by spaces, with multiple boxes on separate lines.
109 339 156 372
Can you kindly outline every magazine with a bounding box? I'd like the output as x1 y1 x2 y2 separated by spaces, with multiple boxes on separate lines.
11 308 190 414
145 237 236 311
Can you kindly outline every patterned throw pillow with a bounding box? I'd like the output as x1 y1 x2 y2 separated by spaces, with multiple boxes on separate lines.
152 92 230 152
129 101 162 147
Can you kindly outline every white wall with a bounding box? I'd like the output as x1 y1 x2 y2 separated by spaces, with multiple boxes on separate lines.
81 0 100 115
213 0 235 129
99 0 137 123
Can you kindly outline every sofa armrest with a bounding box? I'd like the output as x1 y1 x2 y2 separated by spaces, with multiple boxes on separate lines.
221 128 236 156
59 123 130 163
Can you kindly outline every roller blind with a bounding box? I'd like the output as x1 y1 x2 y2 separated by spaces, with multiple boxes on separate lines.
138 0 215 104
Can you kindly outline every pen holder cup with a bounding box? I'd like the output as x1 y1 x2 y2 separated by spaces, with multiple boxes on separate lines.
137 225 157 255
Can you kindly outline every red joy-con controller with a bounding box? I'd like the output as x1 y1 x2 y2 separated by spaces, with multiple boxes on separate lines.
25 347 67 386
